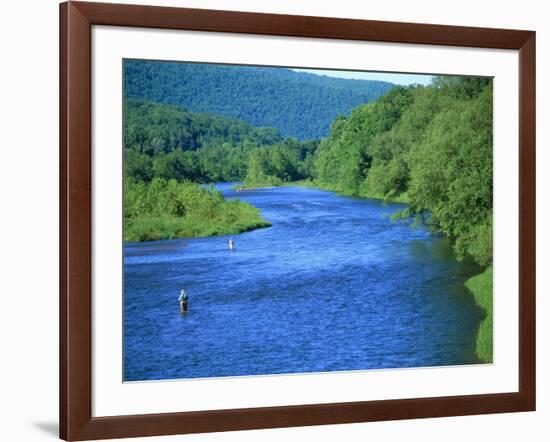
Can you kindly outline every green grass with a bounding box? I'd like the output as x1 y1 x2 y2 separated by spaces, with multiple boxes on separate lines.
465 266 493 363
125 215 271 242
124 178 271 242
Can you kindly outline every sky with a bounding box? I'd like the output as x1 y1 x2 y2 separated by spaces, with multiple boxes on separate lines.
293 68 433 86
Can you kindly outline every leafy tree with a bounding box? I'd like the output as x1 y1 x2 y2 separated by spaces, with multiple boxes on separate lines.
406 85 493 264
314 86 415 194
152 150 203 182
312 76 493 265
125 98 319 184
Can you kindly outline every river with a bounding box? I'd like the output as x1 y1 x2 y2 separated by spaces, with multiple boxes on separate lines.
124 183 483 381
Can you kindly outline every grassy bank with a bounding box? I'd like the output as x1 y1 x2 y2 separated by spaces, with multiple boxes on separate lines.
125 178 271 242
465 266 493 363
125 213 271 242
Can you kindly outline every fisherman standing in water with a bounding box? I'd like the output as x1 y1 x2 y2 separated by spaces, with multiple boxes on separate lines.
228 238 235 251
179 288 189 313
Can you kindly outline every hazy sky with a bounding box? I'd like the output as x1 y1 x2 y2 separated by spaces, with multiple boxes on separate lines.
293 68 433 86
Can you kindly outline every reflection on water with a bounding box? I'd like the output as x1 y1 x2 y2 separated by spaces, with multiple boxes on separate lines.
124 183 484 381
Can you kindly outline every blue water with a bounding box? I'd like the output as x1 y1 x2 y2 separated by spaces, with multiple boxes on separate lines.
124 183 483 381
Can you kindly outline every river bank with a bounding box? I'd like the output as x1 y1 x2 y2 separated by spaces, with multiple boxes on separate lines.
465 266 493 363
125 214 271 242
124 179 271 242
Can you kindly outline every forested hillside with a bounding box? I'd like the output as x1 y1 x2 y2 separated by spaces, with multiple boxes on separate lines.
125 98 279 182
124 60 394 140
124 98 316 184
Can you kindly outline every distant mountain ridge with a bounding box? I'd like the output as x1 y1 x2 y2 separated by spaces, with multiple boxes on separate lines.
124 60 395 140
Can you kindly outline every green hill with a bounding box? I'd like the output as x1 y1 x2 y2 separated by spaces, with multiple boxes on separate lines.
124 60 394 140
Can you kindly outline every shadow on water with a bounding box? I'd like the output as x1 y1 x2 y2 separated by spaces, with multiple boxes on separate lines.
408 235 486 363
124 184 488 381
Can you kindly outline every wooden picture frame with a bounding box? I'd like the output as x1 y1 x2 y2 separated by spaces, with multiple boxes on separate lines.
59 1 536 440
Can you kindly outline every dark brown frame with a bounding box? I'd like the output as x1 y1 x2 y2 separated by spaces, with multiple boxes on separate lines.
60 1 536 440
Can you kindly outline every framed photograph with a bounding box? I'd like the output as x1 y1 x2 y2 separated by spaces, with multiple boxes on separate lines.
60 1 536 440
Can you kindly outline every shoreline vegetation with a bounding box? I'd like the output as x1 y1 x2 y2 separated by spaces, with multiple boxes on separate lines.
236 179 411 204
124 70 493 361
124 178 270 242
465 266 493 363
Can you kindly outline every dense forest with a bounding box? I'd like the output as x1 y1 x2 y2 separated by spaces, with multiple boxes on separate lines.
124 60 394 140
125 98 316 184
125 76 493 268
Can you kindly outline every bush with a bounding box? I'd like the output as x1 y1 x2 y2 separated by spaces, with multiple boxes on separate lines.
124 178 271 241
